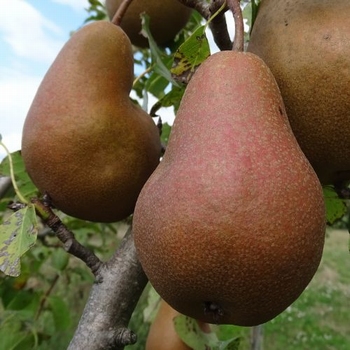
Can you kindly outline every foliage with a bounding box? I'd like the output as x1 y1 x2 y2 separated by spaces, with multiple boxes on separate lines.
0 205 38 277
174 314 241 350
0 209 124 348
263 229 350 349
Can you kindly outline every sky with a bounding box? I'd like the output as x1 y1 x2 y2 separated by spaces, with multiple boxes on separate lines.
0 0 92 159
0 0 234 160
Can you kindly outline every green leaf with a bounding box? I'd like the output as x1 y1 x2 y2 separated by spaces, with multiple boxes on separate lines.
84 0 107 23
250 1 261 33
51 248 69 271
170 0 227 85
160 122 172 146
219 337 241 350
0 205 38 276
323 186 347 225
174 315 218 349
171 24 210 85
142 287 160 323
48 296 71 331
140 13 180 87
145 71 170 99
0 320 29 350
0 151 39 200
150 86 185 117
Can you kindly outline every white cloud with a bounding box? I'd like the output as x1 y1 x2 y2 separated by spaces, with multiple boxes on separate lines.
0 68 42 159
0 133 23 160
0 0 65 63
51 0 90 13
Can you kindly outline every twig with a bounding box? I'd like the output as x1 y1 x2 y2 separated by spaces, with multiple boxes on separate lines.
209 1 232 50
112 0 134 26
35 274 60 321
227 0 244 51
133 65 153 86
31 197 102 277
177 0 211 17
178 0 232 51
68 227 148 350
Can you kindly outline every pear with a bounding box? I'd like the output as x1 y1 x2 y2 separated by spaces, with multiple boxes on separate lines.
21 21 161 223
146 300 211 350
247 0 350 185
105 0 192 48
133 51 326 326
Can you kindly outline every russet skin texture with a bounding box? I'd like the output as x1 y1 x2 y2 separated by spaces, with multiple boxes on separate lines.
248 0 350 185
22 21 161 223
133 51 326 327
105 0 192 48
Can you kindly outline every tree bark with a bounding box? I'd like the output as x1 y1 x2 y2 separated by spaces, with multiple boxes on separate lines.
0 176 12 199
250 325 264 350
68 227 148 350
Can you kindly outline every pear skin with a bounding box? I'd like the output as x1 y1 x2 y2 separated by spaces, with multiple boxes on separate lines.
247 0 350 185
133 51 326 326
21 21 161 222
105 0 192 48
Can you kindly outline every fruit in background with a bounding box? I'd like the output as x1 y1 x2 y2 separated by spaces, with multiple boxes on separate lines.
247 0 350 185
105 0 192 48
133 51 326 326
146 299 211 350
21 21 161 223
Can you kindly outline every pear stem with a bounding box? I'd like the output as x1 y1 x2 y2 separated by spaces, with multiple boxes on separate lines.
112 0 134 26
31 197 102 277
133 65 153 87
227 0 244 52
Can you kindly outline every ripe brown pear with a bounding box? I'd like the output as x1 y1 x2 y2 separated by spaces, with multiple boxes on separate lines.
133 51 326 326
146 300 211 350
105 0 192 48
21 21 161 223
247 0 350 185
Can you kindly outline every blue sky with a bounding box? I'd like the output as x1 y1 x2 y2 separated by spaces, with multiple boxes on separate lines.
0 0 234 160
0 0 91 159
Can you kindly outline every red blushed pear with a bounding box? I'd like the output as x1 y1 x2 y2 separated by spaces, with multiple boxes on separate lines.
21 21 161 223
133 50 326 326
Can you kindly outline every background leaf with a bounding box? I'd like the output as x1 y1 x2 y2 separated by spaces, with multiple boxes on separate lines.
0 205 38 276
51 248 69 271
323 186 348 225
150 86 185 117
174 314 218 349
219 337 241 350
140 13 180 87
0 151 39 200
171 25 210 85
48 295 72 331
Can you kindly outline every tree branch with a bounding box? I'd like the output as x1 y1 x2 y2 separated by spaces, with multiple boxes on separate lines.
111 0 134 26
0 176 12 199
32 197 102 276
28 197 148 349
208 0 232 51
227 0 244 51
178 0 232 51
68 227 148 350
